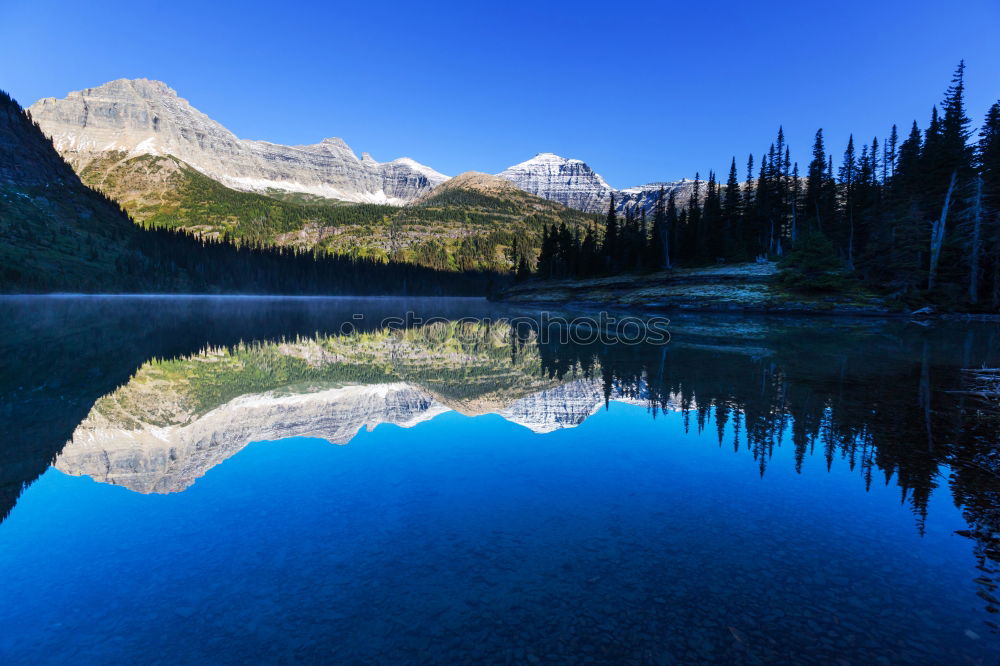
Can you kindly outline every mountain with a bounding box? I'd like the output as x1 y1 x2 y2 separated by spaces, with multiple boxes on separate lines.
74 150 399 246
497 152 700 214
383 172 596 270
25 79 597 272
27 78 448 205
208 171 595 271
22 79 707 272
497 153 615 213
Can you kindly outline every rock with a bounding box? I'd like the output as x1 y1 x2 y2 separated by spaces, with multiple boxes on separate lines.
909 306 937 318
28 78 448 204
498 379 605 433
497 153 615 213
496 152 700 215
55 383 449 493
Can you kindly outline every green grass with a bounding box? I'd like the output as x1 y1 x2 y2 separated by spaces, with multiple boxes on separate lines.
500 262 893 313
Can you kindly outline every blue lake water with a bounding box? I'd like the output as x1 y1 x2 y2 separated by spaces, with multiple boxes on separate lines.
0 297 997 664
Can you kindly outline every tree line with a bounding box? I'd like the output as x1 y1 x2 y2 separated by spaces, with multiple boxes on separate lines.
532 63 1000 311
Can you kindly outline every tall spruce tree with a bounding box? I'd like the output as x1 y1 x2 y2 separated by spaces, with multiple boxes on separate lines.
723 158 742 259
602 195 618 271
805 129 828 233
838 135 858 269
976 102 1000 306
649 186 670 269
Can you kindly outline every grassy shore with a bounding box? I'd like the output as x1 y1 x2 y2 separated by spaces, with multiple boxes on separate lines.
497 262 898 315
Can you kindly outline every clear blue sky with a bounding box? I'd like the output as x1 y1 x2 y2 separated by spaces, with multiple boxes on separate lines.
2 0 998 188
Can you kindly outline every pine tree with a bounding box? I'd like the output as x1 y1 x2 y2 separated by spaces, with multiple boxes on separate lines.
704 171 723 260
805 129 828 232
976 102 1000 307
580 224 600 277
687 173 704 263
887 124 899 179
601 195 618 271
838 135 857 269
666 189 679 267
940 60 974 177
723 158 742 259
649 186 669 269
743 154 756 253
790 162 801 245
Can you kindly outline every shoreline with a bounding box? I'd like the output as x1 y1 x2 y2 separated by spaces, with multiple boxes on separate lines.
493 263 1000 321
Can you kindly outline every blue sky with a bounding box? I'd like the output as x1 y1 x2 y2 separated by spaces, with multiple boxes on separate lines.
2 0 998 187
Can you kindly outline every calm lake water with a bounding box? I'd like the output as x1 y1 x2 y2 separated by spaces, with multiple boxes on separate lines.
1 296 998 664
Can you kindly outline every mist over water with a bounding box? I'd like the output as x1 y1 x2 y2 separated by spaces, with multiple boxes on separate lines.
1 296 997 663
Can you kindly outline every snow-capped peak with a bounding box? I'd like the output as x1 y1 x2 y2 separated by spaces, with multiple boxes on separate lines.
388 157 450 182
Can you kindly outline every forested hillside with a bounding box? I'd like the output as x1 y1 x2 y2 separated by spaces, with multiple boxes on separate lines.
74 155 598 273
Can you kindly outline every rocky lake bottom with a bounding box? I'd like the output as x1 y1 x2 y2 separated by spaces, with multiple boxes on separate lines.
0 296 997 664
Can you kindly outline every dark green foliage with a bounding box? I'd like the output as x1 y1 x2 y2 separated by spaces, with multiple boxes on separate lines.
601 195 618 269
415 187 519 213
778 231 851 292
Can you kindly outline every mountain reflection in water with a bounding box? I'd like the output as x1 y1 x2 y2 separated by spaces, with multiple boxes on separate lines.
1 296 998 663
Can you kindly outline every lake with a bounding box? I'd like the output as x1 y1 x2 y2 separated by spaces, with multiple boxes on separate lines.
0 296 997 664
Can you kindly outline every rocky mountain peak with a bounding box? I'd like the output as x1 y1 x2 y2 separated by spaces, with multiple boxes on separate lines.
28 79 448 205
497 153 701 215
497 152 614 213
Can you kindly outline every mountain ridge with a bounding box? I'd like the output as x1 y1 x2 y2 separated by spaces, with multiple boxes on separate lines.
29 79 698 217
28 78 449 205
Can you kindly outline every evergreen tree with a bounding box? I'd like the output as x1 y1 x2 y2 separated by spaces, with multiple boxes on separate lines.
838 135 858 269
649 186 669 269
580 224 601 276
687 173 704 263
601 195 619 272
886 124 899 179
976 102 1000 307
790 161 801 246
666 189 679 267
805 129 828 233
723 158 742 259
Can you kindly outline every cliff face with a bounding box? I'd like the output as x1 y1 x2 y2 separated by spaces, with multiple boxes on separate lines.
497 153 615 214
28 79 448 204
54 378 617 494
497 153 699 214
498 379 605 433
57 383 449 493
